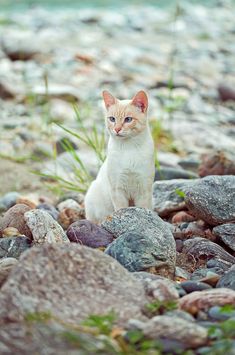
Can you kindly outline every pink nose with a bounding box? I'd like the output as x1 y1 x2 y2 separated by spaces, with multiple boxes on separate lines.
115 127 122 133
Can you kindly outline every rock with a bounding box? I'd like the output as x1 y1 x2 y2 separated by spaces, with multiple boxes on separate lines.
172 211 196 224
16 197 37 209
0 257 18 286
0 204 32 239
0 81 16 99
218 84 235 102
152 179 197 217
58 208 85 230
165 309 195 322
175 266 191 280
208 305 235 321
179 288 235 315
57 199 81 212
154 167 198 181
198 151 235 177
128 315 208 349
185 175 235 226
37 203 59 220
145 278 179 302
180 281 212 294
183 237 235 265
0 237 31 259
0 244 147 325
66 220 114 248
32 84 81 102
0 191 20 211
103 208 176 277
216 265 235 290
24 209 69 244
178 158 200 172
57 192 84 206
213 223 235 251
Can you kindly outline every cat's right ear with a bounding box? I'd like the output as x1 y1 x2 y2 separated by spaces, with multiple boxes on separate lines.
102 90 116 110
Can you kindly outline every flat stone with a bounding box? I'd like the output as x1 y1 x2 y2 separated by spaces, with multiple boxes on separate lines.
103 208 176 277
0 244 147 326
213 223 235 251
152 179 197 217
208 305 235 321
185 175 235 226
66 220 114 248
24 209 69 244
0 237 31 259
37 203 59 220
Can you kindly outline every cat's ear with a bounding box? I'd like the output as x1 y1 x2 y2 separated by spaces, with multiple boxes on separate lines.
131 91 148 113
102 90 117 109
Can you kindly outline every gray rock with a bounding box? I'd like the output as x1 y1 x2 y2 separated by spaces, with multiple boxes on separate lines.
0 244 147 326
208 305 235 321
185 175 235 226
67 220 114 248
0 237 31 259
180 280 212 294
0 191 20 211
216 265 235 290
128 315 208 348
155 167 198 181
24 209 69 244
213 223 235 251
37 203 59 221
152 179 197 217
103 208 176 277
0 257 18 287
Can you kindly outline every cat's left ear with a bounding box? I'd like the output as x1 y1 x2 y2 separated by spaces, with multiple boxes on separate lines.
102 90 117 110
131 91 148 113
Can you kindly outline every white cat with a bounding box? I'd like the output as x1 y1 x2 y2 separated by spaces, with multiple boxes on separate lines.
85 90 155 224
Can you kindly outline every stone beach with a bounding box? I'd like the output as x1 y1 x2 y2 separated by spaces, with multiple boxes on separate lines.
0 0 235 353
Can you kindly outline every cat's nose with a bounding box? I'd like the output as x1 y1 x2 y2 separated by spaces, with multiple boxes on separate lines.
114 127 122 133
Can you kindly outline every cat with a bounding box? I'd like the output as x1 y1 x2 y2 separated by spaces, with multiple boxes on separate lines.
85 90 155 224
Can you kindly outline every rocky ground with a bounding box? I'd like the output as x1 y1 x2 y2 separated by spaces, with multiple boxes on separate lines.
0 0 235 354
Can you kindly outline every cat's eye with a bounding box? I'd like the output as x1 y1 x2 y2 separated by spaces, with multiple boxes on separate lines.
108 116 115 122
124 117 133 123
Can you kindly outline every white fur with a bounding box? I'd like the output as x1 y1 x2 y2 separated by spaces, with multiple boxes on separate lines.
85 118 155 224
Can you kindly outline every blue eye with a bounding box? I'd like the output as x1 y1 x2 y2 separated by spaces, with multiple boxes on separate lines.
108 116 115 122
124 117 133 123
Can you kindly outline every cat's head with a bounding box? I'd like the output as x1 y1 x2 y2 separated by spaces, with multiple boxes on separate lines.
102 90 148 138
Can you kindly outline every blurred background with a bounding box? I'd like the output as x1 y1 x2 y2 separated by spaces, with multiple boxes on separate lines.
0 0 235 199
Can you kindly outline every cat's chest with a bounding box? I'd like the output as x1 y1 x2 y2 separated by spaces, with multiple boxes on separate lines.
107 149 153 182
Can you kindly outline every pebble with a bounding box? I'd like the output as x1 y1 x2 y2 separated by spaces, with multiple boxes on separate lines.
58 207 85 230
208 305 235 321
180 281 212 294
24 209 70 244
0 191 20 211
66 220 114 248
37 203 59 220
198 151 235 177
0 204 33 239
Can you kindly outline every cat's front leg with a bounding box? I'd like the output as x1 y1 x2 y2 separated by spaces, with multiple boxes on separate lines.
134 189 153 210
111 189 129 211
